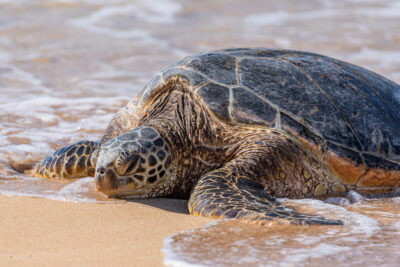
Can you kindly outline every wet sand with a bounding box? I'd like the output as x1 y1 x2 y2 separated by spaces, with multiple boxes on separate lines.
0 194 211 266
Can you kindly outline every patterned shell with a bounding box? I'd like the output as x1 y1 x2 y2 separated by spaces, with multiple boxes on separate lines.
138 48 400 171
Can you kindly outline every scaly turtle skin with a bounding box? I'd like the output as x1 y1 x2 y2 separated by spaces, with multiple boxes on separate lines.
35 48 400 226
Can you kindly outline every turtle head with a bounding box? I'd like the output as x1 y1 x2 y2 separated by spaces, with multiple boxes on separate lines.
93 126 174 198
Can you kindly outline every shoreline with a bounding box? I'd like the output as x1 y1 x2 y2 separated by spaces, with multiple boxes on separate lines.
0 194 212 266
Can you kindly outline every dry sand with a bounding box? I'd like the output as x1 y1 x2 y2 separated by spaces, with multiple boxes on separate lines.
0 195 212 266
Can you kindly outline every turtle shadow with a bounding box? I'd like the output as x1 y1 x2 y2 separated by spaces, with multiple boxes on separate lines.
126 197 190 215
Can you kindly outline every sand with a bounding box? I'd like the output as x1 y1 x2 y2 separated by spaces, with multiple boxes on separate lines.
0 195 212 267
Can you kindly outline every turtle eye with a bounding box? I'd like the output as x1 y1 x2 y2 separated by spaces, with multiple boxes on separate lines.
115 151 140 175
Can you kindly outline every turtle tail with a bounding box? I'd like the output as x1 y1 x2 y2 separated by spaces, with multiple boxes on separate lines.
35 141 100 179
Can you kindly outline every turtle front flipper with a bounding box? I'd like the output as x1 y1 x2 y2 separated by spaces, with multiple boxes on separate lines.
35 141 100 179
188 169 343 226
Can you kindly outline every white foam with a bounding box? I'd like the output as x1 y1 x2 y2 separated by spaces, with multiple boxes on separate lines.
245 2 400 28
324 197 350 206
273 37 291 49
86 65 139 80
348 47 400 66
351 3 400 18
281 243 351 265
57 177 94 195
0 177 123 204
0 49 11 62
244 11 291 26
282 198 380 236
133 0 182 24
163 235 206 267
292 234 321 245
245 9 345 27
1 96 124 118
0 189 109 203
69 0 181 41
163 220 222 267
0 64 46 88
70 8 151 39
51 0 127 4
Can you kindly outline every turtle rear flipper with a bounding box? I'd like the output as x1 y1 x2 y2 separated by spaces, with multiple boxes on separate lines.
35 141 100 179
189 169 343 226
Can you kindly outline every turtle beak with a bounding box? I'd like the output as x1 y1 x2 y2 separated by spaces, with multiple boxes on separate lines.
95 167 119 196
95 166 140 197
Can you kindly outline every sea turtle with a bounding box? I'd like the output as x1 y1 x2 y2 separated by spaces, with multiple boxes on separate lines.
35 48 400 225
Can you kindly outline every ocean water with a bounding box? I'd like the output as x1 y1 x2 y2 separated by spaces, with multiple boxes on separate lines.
163 196 400 266
0 0 399 266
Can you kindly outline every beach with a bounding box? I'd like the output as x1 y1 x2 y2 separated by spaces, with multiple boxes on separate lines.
0 195 211 266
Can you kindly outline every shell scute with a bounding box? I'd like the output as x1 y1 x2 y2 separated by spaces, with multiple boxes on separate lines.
280 113 324 146
187 53 238 86
231 86 277 127
196 83 230 120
